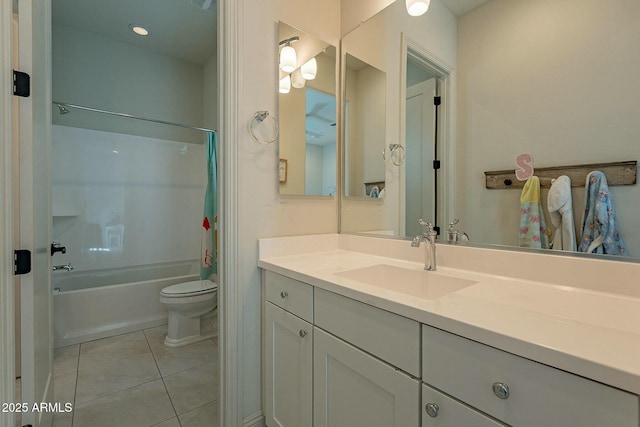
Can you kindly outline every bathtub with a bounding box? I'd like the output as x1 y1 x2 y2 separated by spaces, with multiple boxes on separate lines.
53 260 199 348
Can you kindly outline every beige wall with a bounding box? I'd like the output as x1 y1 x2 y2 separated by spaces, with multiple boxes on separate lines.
52 24 207 144
238 0 341 419
456 0 640 256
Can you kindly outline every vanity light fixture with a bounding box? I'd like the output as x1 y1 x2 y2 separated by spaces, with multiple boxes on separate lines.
279 36 299 73
406 0 430 16
291 69 306 89
301 57 317 80
129 23 150 36
279 75 291 94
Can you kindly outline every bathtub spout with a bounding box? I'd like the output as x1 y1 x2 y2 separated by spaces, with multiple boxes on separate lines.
52 263 74 272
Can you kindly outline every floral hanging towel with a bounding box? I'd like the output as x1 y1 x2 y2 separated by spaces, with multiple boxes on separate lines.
519 176 551 249
578 171 626 255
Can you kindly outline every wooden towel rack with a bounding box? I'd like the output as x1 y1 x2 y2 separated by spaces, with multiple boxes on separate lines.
484 161 637 189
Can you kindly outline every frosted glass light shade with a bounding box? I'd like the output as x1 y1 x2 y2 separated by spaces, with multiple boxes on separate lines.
406 0 430 16
279 45 297 73
301 57 317 80
279 75 291 94
291 69 306 88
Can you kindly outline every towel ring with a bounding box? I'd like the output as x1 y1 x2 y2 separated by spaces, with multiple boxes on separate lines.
249 110 279 144
384 144 405 166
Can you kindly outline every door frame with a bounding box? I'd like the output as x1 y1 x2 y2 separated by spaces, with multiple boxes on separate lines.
217 0 241 425
0 0 16 426
1 0 246 425
399 33 455 235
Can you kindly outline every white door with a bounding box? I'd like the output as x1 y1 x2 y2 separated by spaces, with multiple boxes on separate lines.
313 327 420 427
17 0 54 425
264 302 313 427
404 78 436 238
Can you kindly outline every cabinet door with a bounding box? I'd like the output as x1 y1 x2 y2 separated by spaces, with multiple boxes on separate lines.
422 383 506 427
265 302 313 427
314 327 420 427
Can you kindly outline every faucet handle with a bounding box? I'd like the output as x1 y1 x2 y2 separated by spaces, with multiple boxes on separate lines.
418 219 436 234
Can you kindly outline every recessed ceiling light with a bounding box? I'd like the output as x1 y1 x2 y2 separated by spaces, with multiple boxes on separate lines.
129 24 150 36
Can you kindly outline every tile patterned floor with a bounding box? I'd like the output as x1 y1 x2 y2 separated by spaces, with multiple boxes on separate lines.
16 324 219 427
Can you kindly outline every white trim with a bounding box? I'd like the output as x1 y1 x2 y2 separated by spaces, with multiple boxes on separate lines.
400 33 456 232
218 0 242 425
0 1 16 426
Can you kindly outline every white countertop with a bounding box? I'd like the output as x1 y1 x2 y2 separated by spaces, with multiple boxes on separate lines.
258 234 640 395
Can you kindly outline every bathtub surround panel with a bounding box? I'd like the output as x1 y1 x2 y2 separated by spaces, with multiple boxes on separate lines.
51 125 205 273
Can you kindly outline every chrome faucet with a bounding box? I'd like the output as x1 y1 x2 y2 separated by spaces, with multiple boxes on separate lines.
52 263 74 272
411 219 438 271
446 218 470 243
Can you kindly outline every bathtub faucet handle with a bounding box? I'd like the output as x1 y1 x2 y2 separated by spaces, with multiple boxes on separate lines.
52 263 73 272
51 241 67 256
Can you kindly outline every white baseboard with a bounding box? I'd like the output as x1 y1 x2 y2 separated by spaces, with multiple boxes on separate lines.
243 410 265 427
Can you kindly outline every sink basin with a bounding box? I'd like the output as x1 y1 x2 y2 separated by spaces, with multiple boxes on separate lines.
335 264 477 300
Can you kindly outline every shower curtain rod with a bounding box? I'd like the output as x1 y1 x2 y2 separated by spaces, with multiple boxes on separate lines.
52 101 217 134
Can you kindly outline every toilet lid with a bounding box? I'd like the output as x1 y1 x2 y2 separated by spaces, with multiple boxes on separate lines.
161 280 217 297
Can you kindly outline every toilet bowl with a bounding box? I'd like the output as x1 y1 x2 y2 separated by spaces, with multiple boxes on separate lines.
160 279 217 348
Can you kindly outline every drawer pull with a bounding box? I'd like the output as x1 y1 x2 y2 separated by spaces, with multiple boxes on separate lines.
492 382 510 399
299 329 308 338
425 403 440 418
280 291 288 299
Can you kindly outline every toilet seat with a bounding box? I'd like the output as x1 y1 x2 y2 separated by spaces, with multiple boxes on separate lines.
161 279 217 298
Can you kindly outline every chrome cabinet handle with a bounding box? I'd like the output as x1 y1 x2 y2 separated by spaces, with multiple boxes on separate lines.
280 291 288 299
425 403 439 418
492 382 510 399
299 330 308 338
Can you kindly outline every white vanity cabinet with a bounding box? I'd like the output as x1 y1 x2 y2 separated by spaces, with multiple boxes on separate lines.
314 327 420 427
313 288 421 427
263 272 421 427
262 269 639 427
263 272 313 427
422 325 639 427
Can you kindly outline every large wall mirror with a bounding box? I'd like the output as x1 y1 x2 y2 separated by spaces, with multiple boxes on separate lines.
278 22 337 197
339 0 640 262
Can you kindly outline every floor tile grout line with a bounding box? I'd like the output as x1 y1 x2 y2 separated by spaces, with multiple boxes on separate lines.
177 398 219 420
73 377 162 408
144 327 182 424
70 343 81 427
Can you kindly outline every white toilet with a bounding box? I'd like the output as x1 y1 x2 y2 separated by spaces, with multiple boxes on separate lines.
160 279 217 348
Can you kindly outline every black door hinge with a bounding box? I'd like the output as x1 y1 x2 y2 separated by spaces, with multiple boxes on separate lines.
13 70 31 97
434 96 441 106
14 250 31 275
433 160 441 170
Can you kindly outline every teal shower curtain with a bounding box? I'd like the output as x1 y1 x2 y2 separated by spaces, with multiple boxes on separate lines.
200 131 218 280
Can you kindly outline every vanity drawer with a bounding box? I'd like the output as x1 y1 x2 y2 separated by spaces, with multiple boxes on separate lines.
315 288 420 377
265 271 313 322
422 383 506 427
422 325 639 427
